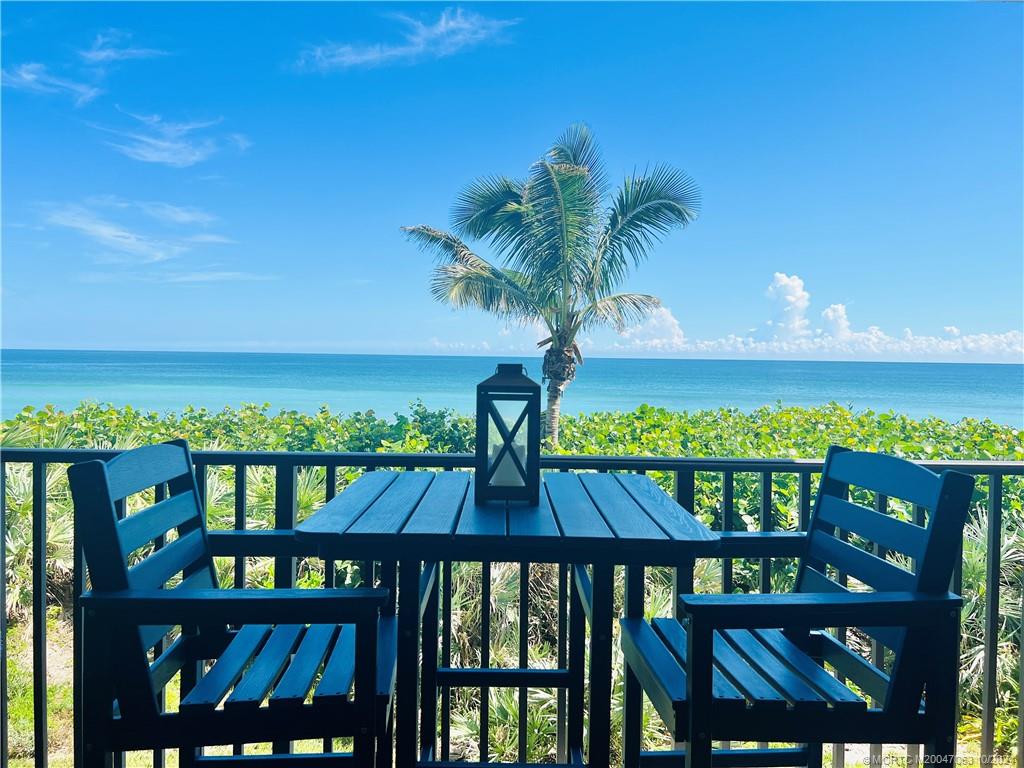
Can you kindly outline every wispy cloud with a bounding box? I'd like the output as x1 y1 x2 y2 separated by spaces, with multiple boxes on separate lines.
1 63 101 106
95 110 222 167
43 198 233 264
298 8 517 70
86 195 218 225
608 273 1024 363
185 233 236 244
79 29 169 64
79 269 274 284
44 204 188 262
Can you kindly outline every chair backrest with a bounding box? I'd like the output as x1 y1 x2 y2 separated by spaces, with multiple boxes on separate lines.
69 439 219 716
796 445 975 714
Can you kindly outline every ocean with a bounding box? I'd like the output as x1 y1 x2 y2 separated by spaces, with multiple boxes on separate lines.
1 349 1022 426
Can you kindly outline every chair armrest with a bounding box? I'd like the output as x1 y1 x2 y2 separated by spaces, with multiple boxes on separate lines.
81 587 389 625
679 591 961 629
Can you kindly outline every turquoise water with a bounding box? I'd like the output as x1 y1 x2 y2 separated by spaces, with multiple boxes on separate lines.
1 349 1022 426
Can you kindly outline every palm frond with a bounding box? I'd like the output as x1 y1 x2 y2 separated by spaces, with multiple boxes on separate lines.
450 175 529 257
512 159 600 300
575 292 661 333
592 164 701 294
402 225 548 326
547 123 607 199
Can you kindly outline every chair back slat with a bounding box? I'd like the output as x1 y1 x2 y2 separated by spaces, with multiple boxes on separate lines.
816 495 927 562
807 533 916 592
128 529 209 590
69 439 219 720
105 443 193 501
797 446 975 716
117 492 200 553
826 449 940 509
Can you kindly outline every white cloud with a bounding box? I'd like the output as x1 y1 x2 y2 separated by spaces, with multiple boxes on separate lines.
79 30 168 64
429 336 492 353
298 8 517 70
1 63 101 106
764 272 811 340
616 307 687 352
607 274 1023 363
95 110 222 167
228 133 253 152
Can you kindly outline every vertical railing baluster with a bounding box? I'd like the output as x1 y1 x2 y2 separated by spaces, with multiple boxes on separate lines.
981 474 1003 760
673 468 696 618
518 561 529 762
0 462 7 764
799 472 812 531
441 561 452 761
32 461 48 768
273 463 296 757
722 471 734 595
274 464 297 589
480 561 491 762
324 465 336 589
759 471 773 594
556 562 568 762
194 461 208 519
869 493 888 766
152 482 168 768
234 465 246 590
907 503 927 768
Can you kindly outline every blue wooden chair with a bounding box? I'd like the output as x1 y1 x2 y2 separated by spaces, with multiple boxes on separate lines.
620 446 975 768
69 440 397 768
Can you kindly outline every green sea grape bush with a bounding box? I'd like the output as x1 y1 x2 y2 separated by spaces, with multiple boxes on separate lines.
1 401 1021 760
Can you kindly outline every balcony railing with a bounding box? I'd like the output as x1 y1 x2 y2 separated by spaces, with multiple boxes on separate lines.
1 447 1021 766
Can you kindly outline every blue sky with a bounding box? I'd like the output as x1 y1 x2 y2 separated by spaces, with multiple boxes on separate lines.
2 2 1022 362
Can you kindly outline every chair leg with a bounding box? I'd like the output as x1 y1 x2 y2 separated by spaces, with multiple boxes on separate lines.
806 742 823 768
684 620 714 768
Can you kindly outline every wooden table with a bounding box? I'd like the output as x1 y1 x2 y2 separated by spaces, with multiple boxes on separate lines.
297 470 718 767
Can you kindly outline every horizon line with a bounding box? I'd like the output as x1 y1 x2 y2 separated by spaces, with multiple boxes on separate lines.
2 346 1022 367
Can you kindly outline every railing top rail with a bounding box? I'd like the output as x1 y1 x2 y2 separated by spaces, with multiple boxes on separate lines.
1 446 1022 475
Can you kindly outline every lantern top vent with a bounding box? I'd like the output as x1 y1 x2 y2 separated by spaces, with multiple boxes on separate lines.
477 364 538 391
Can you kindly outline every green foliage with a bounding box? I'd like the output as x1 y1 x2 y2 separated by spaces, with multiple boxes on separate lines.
2 400 1022 759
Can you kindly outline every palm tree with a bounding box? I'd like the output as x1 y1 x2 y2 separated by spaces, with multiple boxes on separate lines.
403 124 700 445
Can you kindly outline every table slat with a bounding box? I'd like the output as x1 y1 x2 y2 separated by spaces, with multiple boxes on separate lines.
616 474 717 545
297 471 399 535
402 471 471 535
545 473 613 539
580 473 667 540
348 472 434 535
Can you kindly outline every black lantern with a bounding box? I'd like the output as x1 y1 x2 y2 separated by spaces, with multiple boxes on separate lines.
475 363 541 505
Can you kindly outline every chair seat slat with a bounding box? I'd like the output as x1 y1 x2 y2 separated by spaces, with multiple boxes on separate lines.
180 625 271 712
118 493 199 553
651 618 745 703
808 532 915 592
225 624 304 709
816 496 926 561
269 624 339 708
751 629 866 711
816 631 890 704
722 630 828 709
315 624 356 702
129 529 208 590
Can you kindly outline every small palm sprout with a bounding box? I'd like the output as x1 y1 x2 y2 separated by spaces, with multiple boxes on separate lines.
404 124 700 444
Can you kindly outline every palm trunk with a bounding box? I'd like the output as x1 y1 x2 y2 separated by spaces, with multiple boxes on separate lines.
546 379 564 445
542 345 577 447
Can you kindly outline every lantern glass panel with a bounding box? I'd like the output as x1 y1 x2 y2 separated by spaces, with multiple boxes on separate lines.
487 399 529 487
